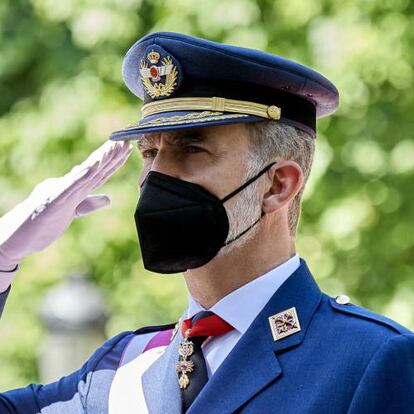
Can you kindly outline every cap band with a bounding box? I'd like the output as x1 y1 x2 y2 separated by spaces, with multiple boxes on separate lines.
142 97 281 120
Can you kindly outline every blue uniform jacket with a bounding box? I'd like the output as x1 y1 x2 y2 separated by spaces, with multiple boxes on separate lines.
1 258 414 413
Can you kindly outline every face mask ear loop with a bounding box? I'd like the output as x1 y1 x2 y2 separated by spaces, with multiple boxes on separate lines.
221 162 277 203
224 211 265 246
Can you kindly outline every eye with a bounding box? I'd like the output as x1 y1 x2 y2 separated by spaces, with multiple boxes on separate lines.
184 145 204 154
141 148 158 158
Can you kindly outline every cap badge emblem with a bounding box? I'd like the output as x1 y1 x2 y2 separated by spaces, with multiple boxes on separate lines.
139 49 179 99
268 306 301 341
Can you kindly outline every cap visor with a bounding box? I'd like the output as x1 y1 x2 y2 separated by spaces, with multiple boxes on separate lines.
109 110 263 141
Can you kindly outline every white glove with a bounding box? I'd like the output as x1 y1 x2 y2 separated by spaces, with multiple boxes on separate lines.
0 140 133 286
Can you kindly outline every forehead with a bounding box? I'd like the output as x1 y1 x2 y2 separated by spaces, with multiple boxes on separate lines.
136 123 249 148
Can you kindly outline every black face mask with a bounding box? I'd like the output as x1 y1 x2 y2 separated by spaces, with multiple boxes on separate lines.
134 162 276 274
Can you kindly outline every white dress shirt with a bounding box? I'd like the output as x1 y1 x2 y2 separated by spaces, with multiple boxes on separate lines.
186 254 300 378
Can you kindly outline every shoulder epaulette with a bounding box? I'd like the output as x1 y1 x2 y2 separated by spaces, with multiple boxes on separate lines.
327 294 413 335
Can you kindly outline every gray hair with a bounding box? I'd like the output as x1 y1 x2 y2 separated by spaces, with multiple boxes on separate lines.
245 121 316 237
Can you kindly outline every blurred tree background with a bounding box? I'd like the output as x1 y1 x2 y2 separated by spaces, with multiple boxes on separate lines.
1 0 413 390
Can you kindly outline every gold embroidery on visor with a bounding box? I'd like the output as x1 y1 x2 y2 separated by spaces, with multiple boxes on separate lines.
141 97 281 121
126 111 250 129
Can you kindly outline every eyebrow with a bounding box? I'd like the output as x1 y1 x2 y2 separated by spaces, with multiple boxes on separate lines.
137 131 206 149
137 134 156 150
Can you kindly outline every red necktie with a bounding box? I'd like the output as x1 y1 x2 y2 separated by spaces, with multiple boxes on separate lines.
181 311 234 338
177 311 234 412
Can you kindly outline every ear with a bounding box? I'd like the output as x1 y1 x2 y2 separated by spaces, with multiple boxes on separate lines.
262 160 304 214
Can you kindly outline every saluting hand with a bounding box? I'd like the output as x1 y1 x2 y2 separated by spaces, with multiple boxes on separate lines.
0 140 133 271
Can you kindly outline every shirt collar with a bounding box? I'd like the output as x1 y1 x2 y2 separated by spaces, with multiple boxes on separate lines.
186 253 300 334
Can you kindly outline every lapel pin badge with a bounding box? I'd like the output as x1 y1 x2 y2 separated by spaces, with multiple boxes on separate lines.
268 306 301 341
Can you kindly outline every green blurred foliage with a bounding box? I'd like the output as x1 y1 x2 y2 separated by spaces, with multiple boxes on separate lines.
1 0 414 389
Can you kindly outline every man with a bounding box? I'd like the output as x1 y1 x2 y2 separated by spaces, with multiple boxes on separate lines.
0 31 413 413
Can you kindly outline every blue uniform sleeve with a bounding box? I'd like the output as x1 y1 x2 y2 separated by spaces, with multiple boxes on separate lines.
0 331 133 414
348 333 414 413
0 285 11 319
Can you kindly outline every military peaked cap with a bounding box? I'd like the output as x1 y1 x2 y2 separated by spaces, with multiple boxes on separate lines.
109 32 339 141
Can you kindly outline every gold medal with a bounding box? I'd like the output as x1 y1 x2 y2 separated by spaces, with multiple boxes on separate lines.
178 373 190 389
176 328 195 389
178 340 194 358
176 359 195 389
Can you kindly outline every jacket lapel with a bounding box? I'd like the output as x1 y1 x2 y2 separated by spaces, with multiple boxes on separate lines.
142 311 186 414
188 258 322 414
